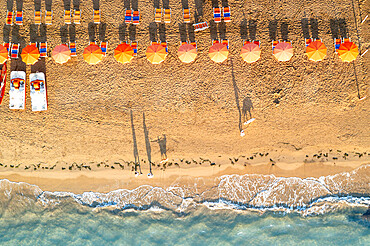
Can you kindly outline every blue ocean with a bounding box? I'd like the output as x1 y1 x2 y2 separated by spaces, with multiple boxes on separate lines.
0 164 368 245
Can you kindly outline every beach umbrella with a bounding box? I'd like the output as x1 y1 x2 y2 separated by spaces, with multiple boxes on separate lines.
209 43 228 63
241 43 261 63
306 40 327 62
146 44 167 64
51 44 71 64
178 44 197 63
114 43 134 64
0 45 8 64
83 44 103 65
273 42 294 62
21 45 40 65
338 42 358 62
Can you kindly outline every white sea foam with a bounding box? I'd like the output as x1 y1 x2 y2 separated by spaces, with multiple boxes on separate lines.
1 164 369 216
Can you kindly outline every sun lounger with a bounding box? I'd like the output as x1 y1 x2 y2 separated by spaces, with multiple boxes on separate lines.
64 10 71 24
213 7 221 23
212 39 220 45
3 43 10 55
34 10 42 25
164 9 171 23
69 42 77 56
223 7 231 22
39 42 47 57
131 41 138 56
6 11 13 25
30 42 37 47
45 10 52 25
334 38 341 52
125 9 132 23
161 41 168 52
0 64 6 105
15 11 23 25
181 41 188 46
93 9 100 24
133 10 140 25
9 71 26 110
222 39 229 49
305 38 312 47
74 9 81 24
30 72 47 111
11 43 19 59
272 40 279 51
342 37 351 43
155 8 162 23
193 22 209 32
90 41 96 46
190 41 197 50
100 41 108 56
183 9 190 23
253 40 260 47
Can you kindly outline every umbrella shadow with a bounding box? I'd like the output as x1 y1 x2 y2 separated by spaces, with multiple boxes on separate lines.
45 0 52 11
88 22 96 42
162 0 169 9
16 0 24 11
130 110 142 175
7 0 13 11
149 22 158 42
143 112 153 175
310 18 319 39
31 58 46 74
34 0 41 11
231 60 242 132
129 25 136 41
179 23 187 42
181 0 189 9
73 0 80 9
60 25 69 44
119 23 127 42
99 23 107 42
159 23 166 42
268 20 278 40
10 59 26 72
280 22 289 41
69 24 76 42
63 0 71 10
209 20 218 41
249 20 257 40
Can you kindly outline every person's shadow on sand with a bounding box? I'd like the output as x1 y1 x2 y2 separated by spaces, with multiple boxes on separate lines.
242 97 253 122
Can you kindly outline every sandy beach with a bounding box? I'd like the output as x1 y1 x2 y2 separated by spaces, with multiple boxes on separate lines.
0 0 369 192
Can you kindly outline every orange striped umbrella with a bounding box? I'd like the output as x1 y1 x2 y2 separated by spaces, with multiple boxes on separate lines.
209 43 228 63
0 44 8 64
178 44 197 63
52 44 71 64
241 43 261 63
146 44 167 64
273 42 294 62
306 40 327 62
338 42 358 62
114 43 134 64
21 45 40 65
83 44 103 65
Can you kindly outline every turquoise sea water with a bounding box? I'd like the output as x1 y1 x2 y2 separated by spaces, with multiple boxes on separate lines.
0 164 369 245
0 207 369 245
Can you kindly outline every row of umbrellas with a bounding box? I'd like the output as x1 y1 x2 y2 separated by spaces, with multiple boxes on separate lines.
0 40 359 65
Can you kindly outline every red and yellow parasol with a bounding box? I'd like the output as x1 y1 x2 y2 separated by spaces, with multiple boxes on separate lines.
209 43 228 63
178 44 197 63
83 44 103 65
306 40 327 62
0 44 8 64
21 45 40 65
146 44 167 64
51 44 71 64
338 42 358 62
241 43 261 63
114 43 134 64
273 42 294 62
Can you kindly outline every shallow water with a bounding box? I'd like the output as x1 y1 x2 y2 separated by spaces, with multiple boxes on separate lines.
0 164 369 245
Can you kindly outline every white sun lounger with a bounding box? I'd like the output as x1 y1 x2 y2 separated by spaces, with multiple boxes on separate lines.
30 72 47 111
9 71 26 110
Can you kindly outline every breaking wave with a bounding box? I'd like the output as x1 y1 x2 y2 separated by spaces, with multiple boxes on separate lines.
0 164 369 216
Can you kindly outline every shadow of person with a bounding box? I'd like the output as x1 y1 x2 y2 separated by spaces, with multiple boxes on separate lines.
242 97 253 122
153 135 167 162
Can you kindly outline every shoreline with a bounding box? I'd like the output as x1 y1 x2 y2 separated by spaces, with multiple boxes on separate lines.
0 148 368 193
